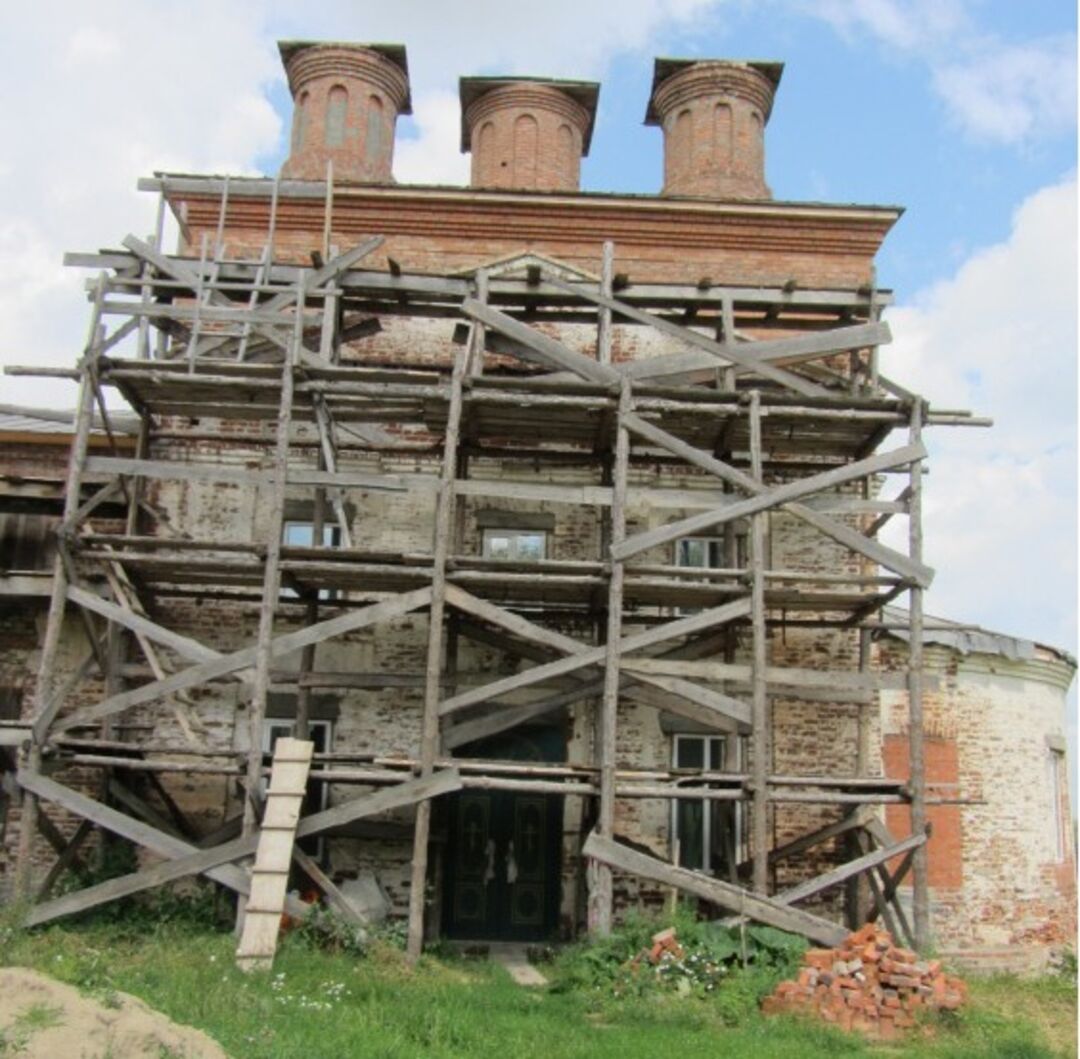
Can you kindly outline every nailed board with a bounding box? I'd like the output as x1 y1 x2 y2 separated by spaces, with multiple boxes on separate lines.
235 738 314 972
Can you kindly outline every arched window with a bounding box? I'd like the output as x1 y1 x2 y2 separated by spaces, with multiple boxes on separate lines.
513 113 538 187
476 120 495 183
714 102 733 172
325 85 348 147
556 123 574 183
668 108 693 183
749 110 763 173
293 91 309 152
364 94 384 167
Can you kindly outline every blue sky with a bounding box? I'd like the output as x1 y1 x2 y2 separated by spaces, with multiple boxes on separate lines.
0 1 1076 782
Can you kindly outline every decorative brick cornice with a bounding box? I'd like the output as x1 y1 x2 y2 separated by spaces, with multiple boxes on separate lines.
651 61 778 125
283 44 410 115
464 83 592 149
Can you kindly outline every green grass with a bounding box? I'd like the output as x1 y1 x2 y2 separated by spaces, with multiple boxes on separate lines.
0 915 1074 1059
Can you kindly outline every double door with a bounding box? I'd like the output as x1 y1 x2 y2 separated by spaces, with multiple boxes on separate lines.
441 727 563 942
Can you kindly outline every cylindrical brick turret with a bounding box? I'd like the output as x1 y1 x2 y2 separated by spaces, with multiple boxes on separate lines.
279 41 411 183
460 77 599 192
645 59 783 200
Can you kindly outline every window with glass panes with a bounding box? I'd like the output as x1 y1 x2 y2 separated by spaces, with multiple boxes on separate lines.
481 528 547 562
282 520 342 600
671 733 747 876
675 533 747 571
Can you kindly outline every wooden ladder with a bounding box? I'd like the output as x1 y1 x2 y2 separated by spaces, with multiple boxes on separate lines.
236 737 314 971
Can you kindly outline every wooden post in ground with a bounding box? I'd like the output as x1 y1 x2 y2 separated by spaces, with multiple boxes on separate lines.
589 380 630 934
847 626 874 926
405 344 467 961
749 390 770 895
907 399 929 950
242 290 302 844
14 276 106 901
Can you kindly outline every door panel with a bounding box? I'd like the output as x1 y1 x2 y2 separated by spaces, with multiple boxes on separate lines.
442 725 564 941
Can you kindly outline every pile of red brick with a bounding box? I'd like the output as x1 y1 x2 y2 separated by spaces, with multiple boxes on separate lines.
630 926 685 967
761 924 967 1039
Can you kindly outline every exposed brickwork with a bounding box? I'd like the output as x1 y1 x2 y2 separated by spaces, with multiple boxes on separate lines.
464 82 592 192
0 44 1073 968
279 43 410 183
878 640 1076 966
883 735 963 889
648 61 778 200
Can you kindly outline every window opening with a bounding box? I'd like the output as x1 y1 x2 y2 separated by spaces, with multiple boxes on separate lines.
671 733 747 876
1049 750 1066 863
481 528 547 562
282 520 341 601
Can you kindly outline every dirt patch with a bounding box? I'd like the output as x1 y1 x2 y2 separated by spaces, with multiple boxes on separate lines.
0 966 228 1058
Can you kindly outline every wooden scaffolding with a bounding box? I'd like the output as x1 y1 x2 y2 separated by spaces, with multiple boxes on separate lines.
5 176 989 957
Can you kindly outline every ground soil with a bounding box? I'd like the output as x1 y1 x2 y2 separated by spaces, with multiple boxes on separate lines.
0 967 229 1058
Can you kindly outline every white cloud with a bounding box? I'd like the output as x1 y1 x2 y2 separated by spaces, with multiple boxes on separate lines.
880 176 1077 651
0 0 721 407
807 0 968 51
802 1 1077 147
0 3 282 407
934 36 1077 144
394 91 471 187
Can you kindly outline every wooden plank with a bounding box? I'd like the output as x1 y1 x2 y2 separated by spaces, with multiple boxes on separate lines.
35 819 93 901
237 738 314 970
612 442 927 562
53 587 434 733
407 344 469 961
765 811 865 866
439 598 751 717
83 456 405 494
443 585 590 659
621 414 933 585
15 277 106 898
31 649 100 744
907 400 929 950
460 299 620 386
629 672 751 727
85 455 268 486
291 844 366 927
297 767 463 836
582 831 847 946
783 501 934 587
21 768 462 927
593 381 631 935
17 768 252 898
618 657 922 692
442 685 592 749
597 241 614 366
728 322 892 372
541 274 830 397
749 391 769 895
67 585 219 664
120 235 290 357
776 829 927 905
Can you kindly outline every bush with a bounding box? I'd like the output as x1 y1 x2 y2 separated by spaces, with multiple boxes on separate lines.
549 903 807 1018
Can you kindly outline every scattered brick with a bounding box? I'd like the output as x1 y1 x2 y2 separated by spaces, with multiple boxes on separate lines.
760 925 967 1040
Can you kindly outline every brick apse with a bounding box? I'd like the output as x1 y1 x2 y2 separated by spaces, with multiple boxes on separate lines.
0 41 1073 972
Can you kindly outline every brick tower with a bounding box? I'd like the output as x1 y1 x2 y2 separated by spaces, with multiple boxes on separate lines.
279 41 411 183
646 59 782 199
460 77 598 191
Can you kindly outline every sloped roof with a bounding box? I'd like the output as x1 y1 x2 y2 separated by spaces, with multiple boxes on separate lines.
0 404 139 437
880 607 1076 669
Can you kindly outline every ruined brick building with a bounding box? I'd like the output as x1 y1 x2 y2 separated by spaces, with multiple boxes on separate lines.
1 42 1074 971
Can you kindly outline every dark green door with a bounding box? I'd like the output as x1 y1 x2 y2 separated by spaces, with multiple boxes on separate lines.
442 727 563 941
